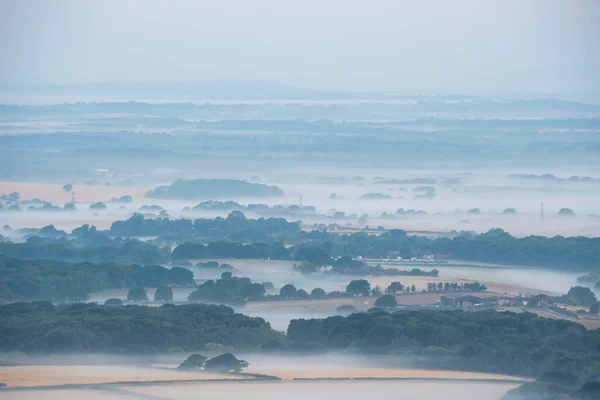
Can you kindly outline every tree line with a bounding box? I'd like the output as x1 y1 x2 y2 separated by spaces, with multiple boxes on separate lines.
0 256 194 302
3 214 600 272
110 212 302 243
0 302 283 353
0 224 171 265
286 309 600 384
2 301 599 386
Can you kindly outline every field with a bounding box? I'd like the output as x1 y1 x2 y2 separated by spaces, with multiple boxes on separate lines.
246 366 527 382
0 380 523 400
0 365 243 387
0 360 526 400
0 181 147 204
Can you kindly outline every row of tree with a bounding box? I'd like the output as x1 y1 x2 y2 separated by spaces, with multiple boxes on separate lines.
0 302 283 352
0 256 194 302
425 281 487 292
178 352 249 372
286 309 600 384
110 212 302 244
0 228 171 265
171 226 600 272
117 275 415 307
4 215 600 273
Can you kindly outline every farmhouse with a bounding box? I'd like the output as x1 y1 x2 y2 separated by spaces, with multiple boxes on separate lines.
441 294 489 308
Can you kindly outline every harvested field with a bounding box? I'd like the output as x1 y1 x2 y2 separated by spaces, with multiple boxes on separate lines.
119 380 521 400
246 366 528 382
0 365 244 388
0 181 147 204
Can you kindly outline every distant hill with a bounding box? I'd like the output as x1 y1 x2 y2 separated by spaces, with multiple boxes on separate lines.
145 179 284 200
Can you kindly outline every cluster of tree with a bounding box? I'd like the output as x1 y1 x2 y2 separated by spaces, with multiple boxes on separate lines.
1 199 75 212
0 226 171 265
343 279 414 297
188 272 266 306
524 289 599 313
286 309 600 383
293 256 438 278
145 179 284 200
6 216 600 275
172 228 600 272
375 294 398 308
0 302 283 352
0 192 21 201
567 286 598 307
425 281 487 292
187 273 351 306
289 229 600 272
191 200 318 217
193 261 237 271
0 256 194 302
172 240 290 260
272 284 349 301
178 352 249 372
111 212 302 244
385 281 417 295
430 229 600 271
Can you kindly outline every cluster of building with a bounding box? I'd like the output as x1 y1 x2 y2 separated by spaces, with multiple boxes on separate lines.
440 293 525 308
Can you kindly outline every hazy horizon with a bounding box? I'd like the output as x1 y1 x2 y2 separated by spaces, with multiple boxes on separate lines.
1 0 599 99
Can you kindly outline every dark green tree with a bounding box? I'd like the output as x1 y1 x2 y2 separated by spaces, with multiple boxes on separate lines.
154 286 173 302
104 298 123 307
567 286 597 307
557 208 576 217
245 283 266 301
221 272 233 280
127 287 148 302
280 284 298 299
385 281 404 294
89 202 107 210
375 294 398 308
311 288 326 299
168 267 194 285
371 285 382 296
293 247 332 265
178 354 207 370
346 279 371 296
204 353 249 372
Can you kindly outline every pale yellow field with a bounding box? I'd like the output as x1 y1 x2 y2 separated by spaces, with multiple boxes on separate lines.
0 181 146 203
0 365 244 388
368 275 560 297
121 380 520 400
246 291 502 311
246 366 529 382
1 389 132 400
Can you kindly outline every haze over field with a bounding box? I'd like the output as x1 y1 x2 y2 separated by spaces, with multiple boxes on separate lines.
1 1 599 400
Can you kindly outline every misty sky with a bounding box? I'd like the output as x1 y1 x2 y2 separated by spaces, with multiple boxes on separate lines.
1 0 599 95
